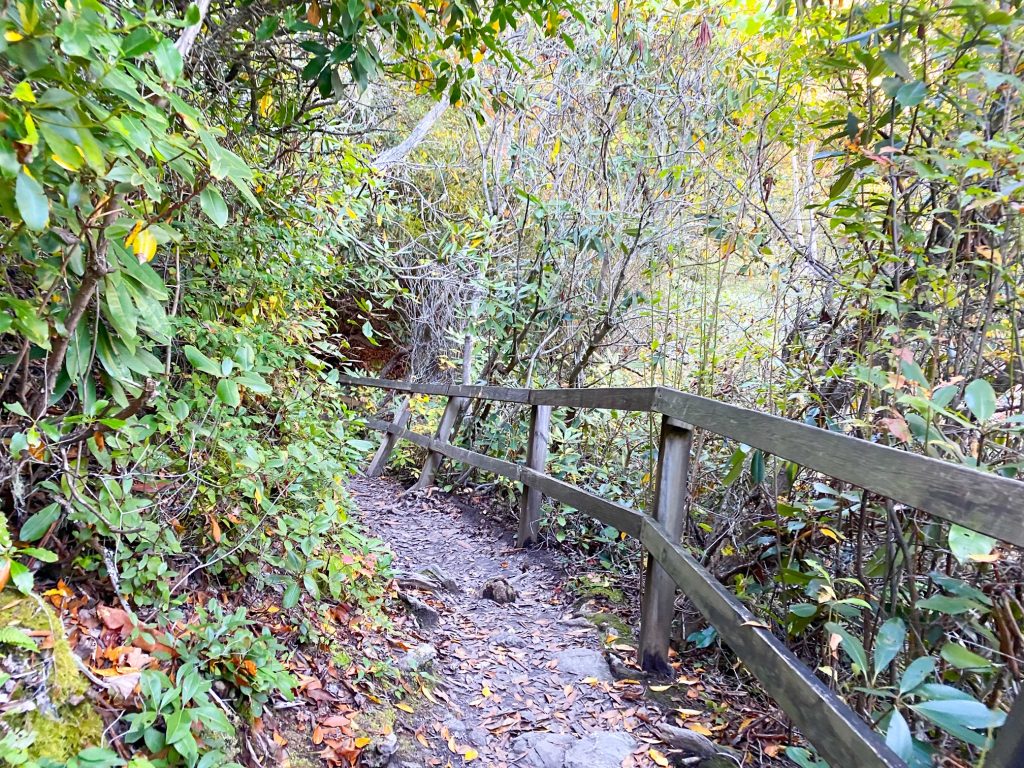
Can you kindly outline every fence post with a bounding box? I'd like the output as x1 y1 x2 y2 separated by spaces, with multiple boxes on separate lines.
638 415 693 676
366 397 410 477
988 693 1024 767
410 395 464 491
518 404 552 547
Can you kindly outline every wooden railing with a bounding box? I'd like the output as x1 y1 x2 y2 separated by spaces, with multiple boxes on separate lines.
339 374 1024 768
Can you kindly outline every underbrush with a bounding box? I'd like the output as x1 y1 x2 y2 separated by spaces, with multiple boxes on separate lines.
355 373 1020 766
0 4 401 760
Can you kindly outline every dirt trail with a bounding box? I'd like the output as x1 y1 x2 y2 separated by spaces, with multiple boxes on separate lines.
350 476 727 768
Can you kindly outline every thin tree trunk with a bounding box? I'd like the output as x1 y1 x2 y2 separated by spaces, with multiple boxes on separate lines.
374 100 449 169
175 0 212 62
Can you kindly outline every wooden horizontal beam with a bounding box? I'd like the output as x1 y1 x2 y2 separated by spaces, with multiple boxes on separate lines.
640 518 903 768
347 375 1024 548
520 468 645 538
356 418 905 766
652 387 1024 548
359 419 645 537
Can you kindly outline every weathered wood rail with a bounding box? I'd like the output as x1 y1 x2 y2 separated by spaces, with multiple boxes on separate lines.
340 374 1024 768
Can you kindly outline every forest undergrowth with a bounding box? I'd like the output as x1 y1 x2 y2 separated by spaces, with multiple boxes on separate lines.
1 0 1023 766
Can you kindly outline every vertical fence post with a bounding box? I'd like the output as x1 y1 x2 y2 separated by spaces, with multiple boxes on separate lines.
638 415 693 676
988 693 1024 767
410 395 464 491
366 397 410 477
518 404 552 547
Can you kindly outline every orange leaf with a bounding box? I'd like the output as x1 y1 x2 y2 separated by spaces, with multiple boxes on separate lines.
307 0 321 24
210 515 222 544
354 737 372 748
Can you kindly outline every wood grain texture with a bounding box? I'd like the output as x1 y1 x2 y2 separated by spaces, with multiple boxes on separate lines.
986 687 1024 767
528 387 659 410
652 387 1024 547
639 417 693 674
411 396 465 491
366 398 409 477
640 518 903 768
519 468 645 537
350 376 1024 545
518 405 552 547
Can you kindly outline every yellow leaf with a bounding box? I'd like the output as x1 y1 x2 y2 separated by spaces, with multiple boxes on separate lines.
354 737 372 748
12 81 35 102
550 136 561 161
396 703 414 713
649 684 671 692
125 221 143 248
464 748 479 761
5 30 24 42
649 749 669 767
819 526 841 542
22 113 38 145
51 152 80 171
132 228 157 262
689 724 713 737
259 92 274 117
410 2 427 17
481 685 491 697
969 552 1001 563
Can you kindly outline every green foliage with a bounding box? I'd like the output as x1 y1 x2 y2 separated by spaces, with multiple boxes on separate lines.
174 601 295 718
123 669 240 768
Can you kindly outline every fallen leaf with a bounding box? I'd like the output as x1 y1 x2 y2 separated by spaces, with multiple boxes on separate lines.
104 671 141 699
354 737 371 748
649 748 669 766
97 605 134 636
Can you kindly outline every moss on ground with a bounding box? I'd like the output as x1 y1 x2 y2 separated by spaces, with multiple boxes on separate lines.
583 611 634 641
568 573 626 604
0 595 105 761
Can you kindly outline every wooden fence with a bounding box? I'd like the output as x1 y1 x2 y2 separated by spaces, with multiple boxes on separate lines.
339 374 1024 768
